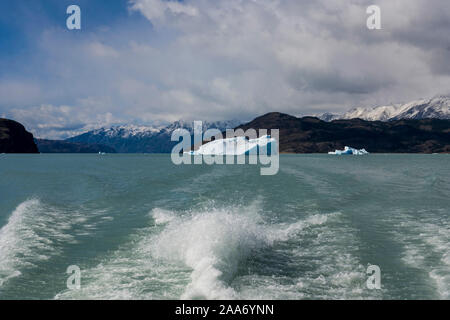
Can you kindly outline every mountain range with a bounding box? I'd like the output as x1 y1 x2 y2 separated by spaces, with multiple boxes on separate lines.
3 96 450 154
319 96 450 122
65 120 242 153
59 96 450 153
238 113 450 153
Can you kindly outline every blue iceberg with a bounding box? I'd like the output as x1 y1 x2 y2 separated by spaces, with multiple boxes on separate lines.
328 146 369 155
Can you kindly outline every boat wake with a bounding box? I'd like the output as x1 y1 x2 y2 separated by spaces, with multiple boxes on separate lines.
0 199 75 287
0 199 109 289
391 209 450 299
55 200 341 300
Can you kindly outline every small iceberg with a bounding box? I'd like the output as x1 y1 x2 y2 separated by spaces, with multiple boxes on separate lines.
328 146 369 155
186 135 277 155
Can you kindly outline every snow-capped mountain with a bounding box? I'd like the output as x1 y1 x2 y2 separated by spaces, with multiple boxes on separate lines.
159 120 242 135
90 124 165 139
66 120 242 153
319 96 450 121
84 120 241 139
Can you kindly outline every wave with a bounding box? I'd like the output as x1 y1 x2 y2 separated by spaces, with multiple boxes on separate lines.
0 199 71 286
235 212 376 300
150 202 268 299
152 202 378 300
55 201 335 300
0 199 109 288
149 202 344 299
392 209 450 299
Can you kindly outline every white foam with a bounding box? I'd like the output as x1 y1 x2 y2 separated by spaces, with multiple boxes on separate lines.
237 212 380 300
391 210 450 299
151 206 267 299
55 224 191 300
0 199 110 288
0 199 61 286
55 201 341 300
270 214 329 242
151 205 346 300
151 208 176 225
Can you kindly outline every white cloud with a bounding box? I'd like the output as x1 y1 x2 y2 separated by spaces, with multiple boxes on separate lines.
88 42 120 58
127 0 450 114
130 0 198 22
8 104 123 139
2 0 450 138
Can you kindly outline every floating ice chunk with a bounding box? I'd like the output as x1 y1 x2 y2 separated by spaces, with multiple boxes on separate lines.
187 135 277 155
328 146 369 155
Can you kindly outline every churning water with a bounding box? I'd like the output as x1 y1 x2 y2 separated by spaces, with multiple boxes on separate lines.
0 154 448 299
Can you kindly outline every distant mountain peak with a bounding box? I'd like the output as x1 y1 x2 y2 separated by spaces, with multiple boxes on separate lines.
318 96 450 121
91 124 164 138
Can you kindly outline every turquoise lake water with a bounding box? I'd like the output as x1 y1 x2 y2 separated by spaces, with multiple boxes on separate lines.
0 154 448 299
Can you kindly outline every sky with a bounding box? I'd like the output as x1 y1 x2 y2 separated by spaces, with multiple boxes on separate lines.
1 0 450 139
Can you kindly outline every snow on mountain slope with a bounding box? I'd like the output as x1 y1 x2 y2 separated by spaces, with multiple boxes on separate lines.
90 124 164 139
319 96 450 121
159 120 242 135
66 120 243 153
85 120 242 139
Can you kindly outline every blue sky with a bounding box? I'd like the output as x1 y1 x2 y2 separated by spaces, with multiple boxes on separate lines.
0 0 139 62
0 0 150 93
1 0 450 138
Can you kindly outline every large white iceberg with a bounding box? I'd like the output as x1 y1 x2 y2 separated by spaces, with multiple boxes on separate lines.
328 146 369 155
187 135 277 155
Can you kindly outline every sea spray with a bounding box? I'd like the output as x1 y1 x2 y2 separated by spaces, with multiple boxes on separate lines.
150 203 334 299
151 206 266 299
